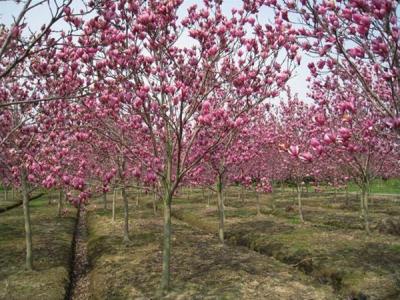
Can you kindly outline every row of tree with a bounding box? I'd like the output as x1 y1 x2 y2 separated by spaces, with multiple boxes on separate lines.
0 0 399 292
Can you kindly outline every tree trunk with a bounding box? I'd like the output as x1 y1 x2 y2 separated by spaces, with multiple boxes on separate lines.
161 189 172 291
58 190 63 218
240 185 245 203
136 188 139 206
345 185 350 207
12 187 15 202
296 183 304 223
112 188 117 222
270 192 276 210
256 192 261 216
103 191 107 210
21 168 33 270
153 192 158 216
361 185 370 234
334 187 337 202
216 174 225 243
121 185 130 242
4 186 8 202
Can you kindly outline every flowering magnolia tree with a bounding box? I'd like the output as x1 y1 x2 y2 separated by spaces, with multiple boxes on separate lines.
193 107 273 243
275 96 316 222
308 78 400 233
74 0 298 289
0 1 95 269
269 0 400 133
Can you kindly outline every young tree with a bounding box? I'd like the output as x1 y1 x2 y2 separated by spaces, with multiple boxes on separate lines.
78 0 298 290
308 79 400 233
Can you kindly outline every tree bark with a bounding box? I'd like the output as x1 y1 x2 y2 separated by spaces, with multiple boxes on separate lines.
216 174 225 243
345 185 350 207
160 130 175 292
12 187 15 201
161 190 172 291
153 192 158 216
121 185 130 242
21 168 33 270
112 188 117 222
361 185 371 234
296 183 304 223
256 191 261 216
4 185 7 202
240 185 245 203
102 191 107 210
57 189 63 218
270 192 276 210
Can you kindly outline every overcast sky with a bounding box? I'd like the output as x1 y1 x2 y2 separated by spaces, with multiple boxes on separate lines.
0 0 312 102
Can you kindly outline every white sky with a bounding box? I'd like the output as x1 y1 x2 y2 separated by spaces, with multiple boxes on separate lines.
0 0 312 101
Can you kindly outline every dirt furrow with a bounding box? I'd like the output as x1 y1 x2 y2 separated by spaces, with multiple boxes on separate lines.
68 206 90 300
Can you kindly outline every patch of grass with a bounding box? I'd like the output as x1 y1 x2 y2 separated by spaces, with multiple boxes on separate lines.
0 193 77 300
388 244 400 253
347 178 400 195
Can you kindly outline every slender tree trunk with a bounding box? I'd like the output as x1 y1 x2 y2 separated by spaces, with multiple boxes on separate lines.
102 191 107 210
240 185 245 203
21 168 33 270
161 186 173 291
203 188 208 207
334 187 337 202
58 190 63 218
345 185 350 207
12 187 15 202
271 193 276 210
361 185 370 234
153 192 158 216
136 188 139 206
256 191 261 216
160 130 174 292
296 183 304 223
121 185 130 242
112 188 117 222
4 185 8 202
216 174 225 243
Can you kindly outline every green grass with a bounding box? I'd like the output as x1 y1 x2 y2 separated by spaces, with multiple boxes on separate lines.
0 192 77 300
344 178 400 194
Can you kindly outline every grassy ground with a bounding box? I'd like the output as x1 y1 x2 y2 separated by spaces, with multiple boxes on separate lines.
0 188 47 211
0 188 21 210
85 193 334 299
0 192 77 300
274 178 400 195
347 178 400 194
172 188 400 299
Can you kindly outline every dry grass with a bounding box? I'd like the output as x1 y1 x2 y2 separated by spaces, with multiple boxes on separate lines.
173 188 400 299
85 194 334 299
0 193 76 300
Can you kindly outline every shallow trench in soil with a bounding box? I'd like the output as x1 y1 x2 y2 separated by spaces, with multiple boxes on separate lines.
68 207 90 300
